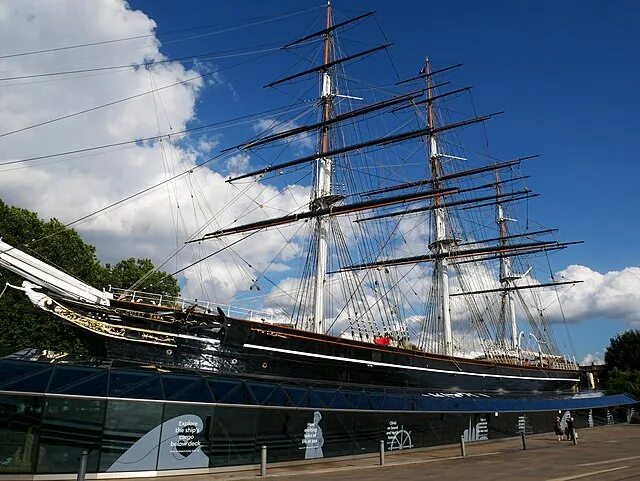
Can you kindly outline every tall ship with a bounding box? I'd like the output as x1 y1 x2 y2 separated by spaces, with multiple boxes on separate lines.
0 3 581 393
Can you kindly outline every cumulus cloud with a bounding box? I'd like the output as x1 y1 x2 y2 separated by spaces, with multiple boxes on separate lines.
0 0 309 302
1 0 639 344
541 265 640 326
581 352 604 365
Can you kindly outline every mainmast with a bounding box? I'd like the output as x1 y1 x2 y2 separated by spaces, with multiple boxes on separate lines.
495 172 518 349
311 1 334 334
426 59 453 356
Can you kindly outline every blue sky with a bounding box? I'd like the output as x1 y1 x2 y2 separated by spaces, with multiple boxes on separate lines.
0 0 636 362
128 0 640 268
123 0 640 360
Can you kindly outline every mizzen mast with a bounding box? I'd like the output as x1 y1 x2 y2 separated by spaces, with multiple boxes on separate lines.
311 1 334 334
425 59 454 356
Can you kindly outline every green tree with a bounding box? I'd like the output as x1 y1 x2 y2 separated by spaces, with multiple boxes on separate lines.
606 369 640 399
604 330 640 371
0 199 179 356
104 258 180 297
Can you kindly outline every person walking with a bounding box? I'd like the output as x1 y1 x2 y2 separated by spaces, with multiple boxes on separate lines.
567 417 575 442
554 417 563 441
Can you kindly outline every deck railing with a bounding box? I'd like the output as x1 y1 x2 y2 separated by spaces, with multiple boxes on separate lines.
108 287 281 323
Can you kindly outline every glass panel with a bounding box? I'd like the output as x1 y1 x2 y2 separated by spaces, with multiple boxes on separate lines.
460 413 491 442
161 374 200 400
172 378 214 403
322 411 354 457
108 370 162 400
157 403 214 471
37 397 105 473
288 410 313 461
255 409 295 462
0 361 53 393
353 411 379 454
423 413 463 446
400 413 423 449
209 407 258 467
48 366 107 397
0 394 43 474
99 400 164 472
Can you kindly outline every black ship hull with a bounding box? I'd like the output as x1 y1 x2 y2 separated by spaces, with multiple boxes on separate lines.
40 295 580 394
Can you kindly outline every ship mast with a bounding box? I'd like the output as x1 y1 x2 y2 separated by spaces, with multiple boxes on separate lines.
425 59 453 356
495 172 518 349
312 1 334 334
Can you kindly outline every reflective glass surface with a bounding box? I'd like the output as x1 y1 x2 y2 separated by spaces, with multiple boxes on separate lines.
99 400 163 472
37 397 105 473
0 394 42 473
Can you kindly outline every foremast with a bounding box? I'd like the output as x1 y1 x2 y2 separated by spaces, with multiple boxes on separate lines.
425 59 454 356
311 1 334 334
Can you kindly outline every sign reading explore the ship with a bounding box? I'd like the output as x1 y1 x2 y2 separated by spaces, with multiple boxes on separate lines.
170 419 201 456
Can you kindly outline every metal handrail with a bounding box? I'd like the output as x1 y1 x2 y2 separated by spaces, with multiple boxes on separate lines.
108 287 278 323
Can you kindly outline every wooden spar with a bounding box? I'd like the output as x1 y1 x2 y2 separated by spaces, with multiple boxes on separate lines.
264 44 391 88
187 188 458 242
461 192 538 210
226 114 499 182
390 86 471 114
222 89 425 152
451 241 583 265
355 189 532 223
450 245 568 265
360 156 537 197
458 228 558 246
395 63 463 85
449 280 583 297
338 240 563 272
283 11 375 48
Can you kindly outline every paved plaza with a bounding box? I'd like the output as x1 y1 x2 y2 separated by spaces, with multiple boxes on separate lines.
124 424 640 481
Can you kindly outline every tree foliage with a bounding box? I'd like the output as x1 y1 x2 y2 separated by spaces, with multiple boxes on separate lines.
604 329 640 371
0 199 180 356
606 369 640 400
104 258 179 297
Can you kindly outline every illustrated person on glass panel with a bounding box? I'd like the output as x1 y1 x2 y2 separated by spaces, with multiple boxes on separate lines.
304 411 324 459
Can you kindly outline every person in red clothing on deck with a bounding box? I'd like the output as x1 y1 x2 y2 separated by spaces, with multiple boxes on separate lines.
374 334 390 345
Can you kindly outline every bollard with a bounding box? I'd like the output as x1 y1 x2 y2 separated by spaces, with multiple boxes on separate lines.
260 445 267 477
77 449 88 481
521 432 526 450
460 435 466 457
572 430 577 446
379 439 385 466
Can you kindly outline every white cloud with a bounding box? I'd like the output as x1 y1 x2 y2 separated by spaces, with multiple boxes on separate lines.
581 352 604 365
0 0 309 302
541 265 640 326
1 0 640 345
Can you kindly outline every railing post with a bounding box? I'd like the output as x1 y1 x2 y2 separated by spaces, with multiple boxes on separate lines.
260 445 267 476
77 449 88 481
379 439 385 466
521 432 526 450
460 435 466 457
